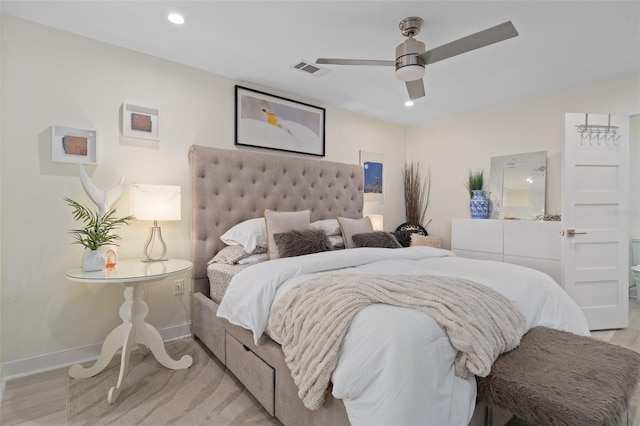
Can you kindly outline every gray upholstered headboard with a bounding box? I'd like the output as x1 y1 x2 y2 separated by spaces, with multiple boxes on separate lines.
189 145 364 295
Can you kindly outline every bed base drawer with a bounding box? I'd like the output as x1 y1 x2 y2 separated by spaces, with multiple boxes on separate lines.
225 332 275 415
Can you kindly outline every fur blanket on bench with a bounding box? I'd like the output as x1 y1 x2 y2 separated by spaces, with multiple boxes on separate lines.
269 274 526 410
477 326 640 426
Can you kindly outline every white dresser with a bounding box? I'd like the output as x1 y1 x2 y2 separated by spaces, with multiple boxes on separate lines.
451 218 562 285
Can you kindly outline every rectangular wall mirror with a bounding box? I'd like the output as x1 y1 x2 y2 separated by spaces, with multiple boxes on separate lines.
489 151 547 220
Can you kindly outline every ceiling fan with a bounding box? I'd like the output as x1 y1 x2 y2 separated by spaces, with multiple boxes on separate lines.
316 17 518 101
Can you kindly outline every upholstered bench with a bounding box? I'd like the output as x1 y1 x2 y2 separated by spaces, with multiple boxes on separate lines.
477 327 640 426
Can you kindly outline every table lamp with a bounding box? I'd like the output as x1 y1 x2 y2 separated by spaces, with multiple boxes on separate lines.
130 184 181 262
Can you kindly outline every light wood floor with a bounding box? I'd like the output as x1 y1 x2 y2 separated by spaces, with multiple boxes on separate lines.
2 299 639 426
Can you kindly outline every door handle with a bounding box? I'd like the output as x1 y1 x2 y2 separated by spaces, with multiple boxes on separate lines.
561 229 587 237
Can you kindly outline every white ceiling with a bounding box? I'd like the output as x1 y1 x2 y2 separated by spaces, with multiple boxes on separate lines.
2 1 639 126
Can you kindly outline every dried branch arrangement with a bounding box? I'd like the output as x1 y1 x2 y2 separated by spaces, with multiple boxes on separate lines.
401 162 431 227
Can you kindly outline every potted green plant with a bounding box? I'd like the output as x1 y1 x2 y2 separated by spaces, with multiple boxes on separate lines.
65 198 133 271
465 169 488 218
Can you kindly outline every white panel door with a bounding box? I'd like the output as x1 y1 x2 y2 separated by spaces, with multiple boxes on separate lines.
562 113 629 330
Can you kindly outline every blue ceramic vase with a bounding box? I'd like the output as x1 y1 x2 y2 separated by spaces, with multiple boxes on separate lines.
470 190 488 219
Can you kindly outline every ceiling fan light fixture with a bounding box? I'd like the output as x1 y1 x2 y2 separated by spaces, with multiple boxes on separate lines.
314 17 517 101
395 64 425 82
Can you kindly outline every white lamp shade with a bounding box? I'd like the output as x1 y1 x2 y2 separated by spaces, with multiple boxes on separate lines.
130 184 181 221
368 214 384 231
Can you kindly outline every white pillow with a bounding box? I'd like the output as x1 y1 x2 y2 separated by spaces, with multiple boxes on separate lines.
264 210 311 259
337 216 374 249
328 235 345 248
310 219 341 236
219 218 267 252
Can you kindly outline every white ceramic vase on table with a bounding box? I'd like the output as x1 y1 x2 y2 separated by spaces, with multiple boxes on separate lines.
82 248 106 271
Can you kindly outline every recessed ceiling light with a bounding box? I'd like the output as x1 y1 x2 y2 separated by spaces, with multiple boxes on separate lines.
168 13 185 25
404 100 414 107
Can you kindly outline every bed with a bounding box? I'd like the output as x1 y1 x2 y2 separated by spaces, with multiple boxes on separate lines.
188 145 589 426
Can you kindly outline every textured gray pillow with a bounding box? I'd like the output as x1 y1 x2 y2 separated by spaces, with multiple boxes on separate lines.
273 229 334 258
352 231 402 249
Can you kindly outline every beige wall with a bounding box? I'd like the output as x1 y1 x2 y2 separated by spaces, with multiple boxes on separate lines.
0 16 406 364
407 73 640 249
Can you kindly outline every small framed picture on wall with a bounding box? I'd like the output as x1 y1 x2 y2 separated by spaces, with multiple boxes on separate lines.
51 125 97 165
121 103 159 140
360 151 384 203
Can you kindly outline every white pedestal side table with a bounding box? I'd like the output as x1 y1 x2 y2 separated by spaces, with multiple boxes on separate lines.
66 258 193 404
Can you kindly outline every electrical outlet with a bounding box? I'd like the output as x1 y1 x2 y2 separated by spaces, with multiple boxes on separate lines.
174 279 184 296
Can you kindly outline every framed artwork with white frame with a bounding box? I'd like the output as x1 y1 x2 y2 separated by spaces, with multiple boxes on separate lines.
121 103 159 140
360 151 384 203
51 125 97 165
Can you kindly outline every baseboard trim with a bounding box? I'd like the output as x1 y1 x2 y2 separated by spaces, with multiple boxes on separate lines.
1 321 191 381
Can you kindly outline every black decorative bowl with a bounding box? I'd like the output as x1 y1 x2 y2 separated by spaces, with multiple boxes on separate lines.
393 222 428 247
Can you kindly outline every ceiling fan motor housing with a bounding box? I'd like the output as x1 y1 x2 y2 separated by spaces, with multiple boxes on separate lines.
395 37 425 81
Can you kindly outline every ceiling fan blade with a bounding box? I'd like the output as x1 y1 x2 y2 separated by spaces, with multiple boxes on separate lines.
316 58 395 66
418 21 518 66
406 79 425 100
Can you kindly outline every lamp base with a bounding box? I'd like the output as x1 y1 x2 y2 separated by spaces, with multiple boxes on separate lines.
141 223 168 263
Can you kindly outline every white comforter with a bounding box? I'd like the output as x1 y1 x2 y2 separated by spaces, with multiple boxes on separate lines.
217 247 589 426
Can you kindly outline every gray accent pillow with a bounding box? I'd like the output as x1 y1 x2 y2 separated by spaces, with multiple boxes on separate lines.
352 231 402 249
274 229 334 258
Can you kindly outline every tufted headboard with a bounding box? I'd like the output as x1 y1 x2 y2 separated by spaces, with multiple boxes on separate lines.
189 145 364 295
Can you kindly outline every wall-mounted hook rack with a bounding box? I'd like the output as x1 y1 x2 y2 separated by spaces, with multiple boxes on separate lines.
576 113 619 146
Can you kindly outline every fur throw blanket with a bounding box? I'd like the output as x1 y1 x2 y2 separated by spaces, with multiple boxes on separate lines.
269 274 526 410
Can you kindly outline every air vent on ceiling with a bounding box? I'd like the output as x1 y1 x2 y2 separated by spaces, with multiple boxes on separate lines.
292 59 330 77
